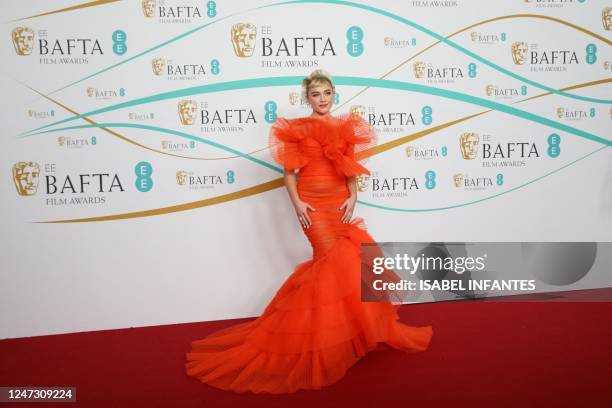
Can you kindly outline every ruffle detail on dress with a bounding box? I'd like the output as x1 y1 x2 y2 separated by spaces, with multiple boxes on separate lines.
185 219 433 394
317 112 377 177
337 112 378 168
268 113 377 177
268 117 311 171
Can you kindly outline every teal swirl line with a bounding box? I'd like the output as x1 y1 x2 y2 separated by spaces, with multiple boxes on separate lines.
358 145 609 212
21 76 611 146
296 0 612 104
43 0 611 104
23 122 609 212
26 122 281 172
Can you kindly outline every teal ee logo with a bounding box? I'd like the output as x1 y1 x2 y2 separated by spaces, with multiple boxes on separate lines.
468 62 477 78
264 100 277 123
346 26 363 57
112 30 127 56
547 133 561 158
211 59 220 75
585 43 597 65
207 1 217 17
135 161 153 192
421 105 433 125
226 170 235 184
425 170 436 189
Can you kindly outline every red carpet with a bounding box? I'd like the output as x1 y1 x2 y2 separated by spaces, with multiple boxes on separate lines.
1 298 611 407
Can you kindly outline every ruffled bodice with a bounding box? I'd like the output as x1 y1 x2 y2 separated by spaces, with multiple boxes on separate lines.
268 112 377 177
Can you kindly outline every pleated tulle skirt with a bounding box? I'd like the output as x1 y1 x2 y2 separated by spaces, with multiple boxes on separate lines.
185 172 433 394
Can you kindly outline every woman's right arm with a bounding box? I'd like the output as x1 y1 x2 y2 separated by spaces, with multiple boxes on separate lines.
283 169 315 228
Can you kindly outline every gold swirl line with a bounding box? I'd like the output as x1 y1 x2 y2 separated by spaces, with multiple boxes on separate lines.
35 78 608 222
9 0 122 22
19 80 269 160
335 13 611 111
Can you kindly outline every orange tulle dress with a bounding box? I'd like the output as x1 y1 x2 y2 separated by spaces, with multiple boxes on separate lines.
185 112 433 394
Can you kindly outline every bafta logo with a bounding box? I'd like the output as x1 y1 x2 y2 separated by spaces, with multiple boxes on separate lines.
384 37 390 46
350 104 366 118
405 145 414 157
161 140 168 149
142 0 155 18
511 41 528 65
604 61 610 71
413 61 426 78
356 175 369 192
178 100 197 125
12 27 34 56
485 85 494 96
453 173 464 188
459 132 479 160
470 32 478 41
289 91 298 105
603 7 612 30
176 170 188 186
13 161 40 196
152 58 165 76
231 23 256 57
57 136 65 146
556 107 565 119
86 87 95 97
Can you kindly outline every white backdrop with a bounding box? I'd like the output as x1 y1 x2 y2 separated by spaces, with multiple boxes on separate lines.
1 0 611 339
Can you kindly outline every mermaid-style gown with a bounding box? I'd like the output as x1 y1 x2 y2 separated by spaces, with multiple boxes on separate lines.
185 112 433 394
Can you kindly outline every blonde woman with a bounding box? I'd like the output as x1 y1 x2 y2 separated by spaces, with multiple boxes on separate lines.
185 69 433 394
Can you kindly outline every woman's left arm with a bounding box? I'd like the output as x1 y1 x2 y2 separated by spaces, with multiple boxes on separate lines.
339 176 357 223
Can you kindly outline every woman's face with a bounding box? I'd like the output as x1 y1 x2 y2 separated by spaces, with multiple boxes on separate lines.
307 82 334 115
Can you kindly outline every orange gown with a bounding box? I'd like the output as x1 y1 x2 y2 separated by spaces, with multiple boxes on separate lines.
185 112 433 394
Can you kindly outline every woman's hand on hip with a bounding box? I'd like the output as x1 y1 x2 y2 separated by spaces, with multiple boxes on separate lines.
294 199 315 229
339 194 356 223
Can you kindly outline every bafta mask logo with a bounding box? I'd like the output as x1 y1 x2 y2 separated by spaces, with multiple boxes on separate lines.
511 41 528 65
485 85 494 96
603 7 612 30
152 58 165 76
405 145 414 157
176 170 188 185
604 61 610 71
556 107 565 119
289 91 298 105
142 0 156 18
356 175 369 192
178 100 197 125
161 140 168 149
384 37 391 46
13 161 40 196
57 136 65 146
413 61 426 78
459 132 479 160
453 173 464 188
231 23 256 57
350 104 366 118
12 27 34 56
86 87 95 97
470 32 478 41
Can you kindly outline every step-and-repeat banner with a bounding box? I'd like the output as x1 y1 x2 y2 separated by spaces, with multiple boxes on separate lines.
1 0 610 338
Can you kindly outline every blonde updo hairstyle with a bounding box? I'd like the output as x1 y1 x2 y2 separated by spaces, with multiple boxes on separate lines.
301 69 336 102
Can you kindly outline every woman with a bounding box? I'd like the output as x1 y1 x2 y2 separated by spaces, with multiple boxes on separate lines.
185 70 433 394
